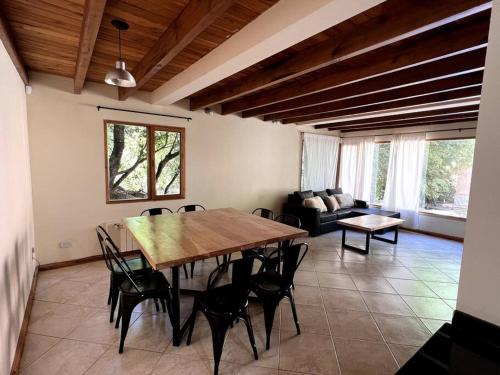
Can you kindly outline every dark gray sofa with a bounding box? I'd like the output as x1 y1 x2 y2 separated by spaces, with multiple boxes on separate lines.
283 188 400 237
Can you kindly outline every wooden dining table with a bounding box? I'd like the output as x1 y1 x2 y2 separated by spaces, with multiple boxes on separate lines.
123 207 308 346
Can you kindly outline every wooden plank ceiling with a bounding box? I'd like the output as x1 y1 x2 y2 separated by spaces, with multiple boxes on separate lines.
0 0 278 92
186 0 491 132
0 0 491 132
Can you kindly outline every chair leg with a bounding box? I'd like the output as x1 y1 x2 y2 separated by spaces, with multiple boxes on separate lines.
115 298 122 328
118 295 140 353
240 309 258 360
160 298 166 313
206 316 230 375
287 289 301 335
190 262 195 278
186 306 198 345
182 264 189 279
216 256 220 266
109 285 120 323
153 298 160 312
262 299 279 350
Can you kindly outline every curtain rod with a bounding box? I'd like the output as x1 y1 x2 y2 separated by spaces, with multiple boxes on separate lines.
340 126 476 139
96 106 192 121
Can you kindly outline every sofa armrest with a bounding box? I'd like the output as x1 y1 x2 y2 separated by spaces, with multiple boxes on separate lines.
354 199 368 208
283 203 320 235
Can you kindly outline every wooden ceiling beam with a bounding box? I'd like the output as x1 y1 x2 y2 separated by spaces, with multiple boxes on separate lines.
328 115 479 131
74 0 107 94
189 0 491 110
314 104 481 129
119 0 236 101
221 10 490 115
264 71 483 121
334 117 478 132
0 12 28 84
282 85 482 124
242 48 486 118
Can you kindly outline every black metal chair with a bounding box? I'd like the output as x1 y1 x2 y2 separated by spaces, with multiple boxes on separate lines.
103 239 173 353
140 207 173 216
177 204 206 213
259 214 302 273
186 256 259 375
177 205 206 276
252 208 274 220
250 243 309 350
96 226 154 323
141 208 190 279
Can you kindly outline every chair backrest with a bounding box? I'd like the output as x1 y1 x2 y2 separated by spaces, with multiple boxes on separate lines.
280 243 309 290
177 204 205 212
140 207 173 216
103 239 142 293
96 225 121 271
275 214 301 248
207 256 255 292
252 208 274 220
275 214 301 228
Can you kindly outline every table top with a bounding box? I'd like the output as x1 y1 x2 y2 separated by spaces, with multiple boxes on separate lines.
337 214 405 232
123 208 308 269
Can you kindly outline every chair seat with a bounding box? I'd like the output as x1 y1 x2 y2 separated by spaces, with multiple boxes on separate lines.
250 270 283 293
112 256 151 274
197 284 249 315
119 271 170 295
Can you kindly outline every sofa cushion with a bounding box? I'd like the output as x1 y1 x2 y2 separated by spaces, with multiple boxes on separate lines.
334 193 355 208
327 188 343 195
314 190 329 199
335 209 353 219
302 196 327 212
351 207 400 218
323 195 340 212
319 212 338 223
294 190 314 201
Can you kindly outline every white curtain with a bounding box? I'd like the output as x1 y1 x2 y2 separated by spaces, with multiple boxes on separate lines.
338 136 375 201
302 133 340 191
382 133 426 228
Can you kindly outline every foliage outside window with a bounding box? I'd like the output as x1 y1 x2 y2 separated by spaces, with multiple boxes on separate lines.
420 139 475 218
105 121 184 203
370 142 390 204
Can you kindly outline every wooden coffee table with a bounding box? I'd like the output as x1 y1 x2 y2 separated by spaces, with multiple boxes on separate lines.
337 214 405 254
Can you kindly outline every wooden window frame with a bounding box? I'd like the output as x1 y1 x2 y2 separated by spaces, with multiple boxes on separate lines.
104 120 185 204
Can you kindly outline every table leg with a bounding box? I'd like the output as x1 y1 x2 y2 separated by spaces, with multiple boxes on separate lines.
342 228 346 247
171 266 181 346
365 232 371 254
371 225 399 244
340 227 370 254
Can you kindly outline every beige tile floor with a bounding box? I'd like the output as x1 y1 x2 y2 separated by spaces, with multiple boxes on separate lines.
22 230 462 374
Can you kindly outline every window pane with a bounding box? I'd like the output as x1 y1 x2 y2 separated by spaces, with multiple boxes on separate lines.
370 143 390 203
106 123 148 201
421 139 475 218
154 130 181 196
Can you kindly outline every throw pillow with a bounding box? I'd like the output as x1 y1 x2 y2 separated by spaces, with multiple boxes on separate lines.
323 195 340 212
302 196 327 212
334 193 355 208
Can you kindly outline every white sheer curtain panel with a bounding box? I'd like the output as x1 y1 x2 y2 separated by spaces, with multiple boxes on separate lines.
382 133 426 228
338 136 375 201
302 133 340 191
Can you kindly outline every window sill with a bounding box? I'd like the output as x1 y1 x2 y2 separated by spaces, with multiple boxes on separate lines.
368 204 467 222
418 210 467 222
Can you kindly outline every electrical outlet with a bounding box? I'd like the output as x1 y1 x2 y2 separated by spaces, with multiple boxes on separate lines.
59 240 72 249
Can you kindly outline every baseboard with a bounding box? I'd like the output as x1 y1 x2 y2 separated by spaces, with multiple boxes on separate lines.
10 265 38 375
38 249 142 271
401 227 464 242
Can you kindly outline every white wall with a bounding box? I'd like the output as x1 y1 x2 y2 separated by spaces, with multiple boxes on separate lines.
458 0 500 325
0 41 36 374
26 73 301 265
